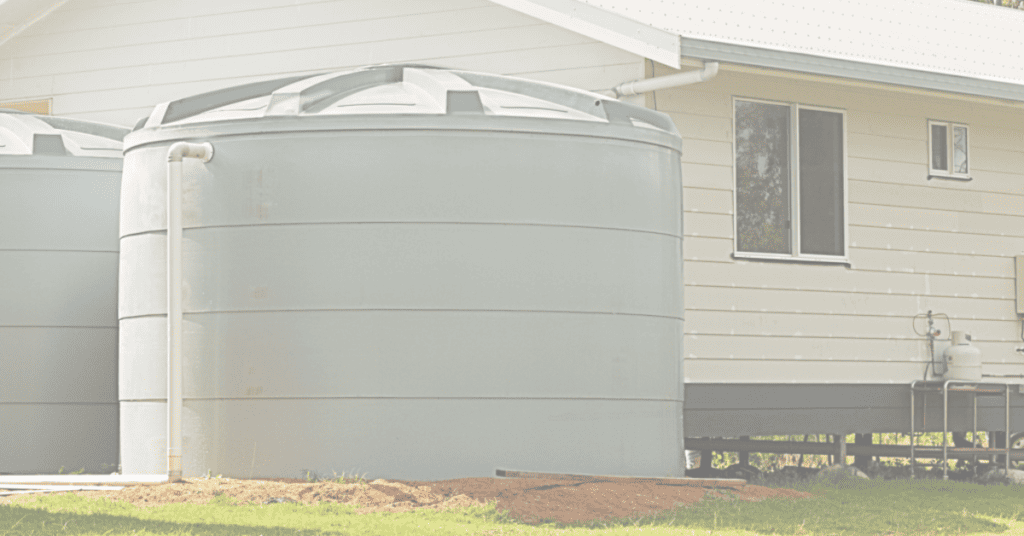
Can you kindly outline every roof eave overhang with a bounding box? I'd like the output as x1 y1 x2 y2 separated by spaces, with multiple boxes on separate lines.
487 0 681 69
682 37 1024 105
489 0 1024 104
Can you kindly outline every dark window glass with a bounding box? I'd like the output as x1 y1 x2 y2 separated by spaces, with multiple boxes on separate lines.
799 109 844 256
953 126 968 174
931 123 948 171
735 101 790 254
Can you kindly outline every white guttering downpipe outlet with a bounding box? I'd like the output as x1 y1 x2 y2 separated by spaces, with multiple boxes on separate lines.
609 61 720 97
166 141 213 483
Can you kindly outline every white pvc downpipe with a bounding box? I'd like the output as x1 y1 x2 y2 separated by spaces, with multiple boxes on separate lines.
609 61 720 97
605 62 718 475
166 141 213 482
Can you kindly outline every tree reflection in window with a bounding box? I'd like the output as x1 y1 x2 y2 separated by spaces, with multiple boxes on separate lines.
735 100 790 254
953 126 968 174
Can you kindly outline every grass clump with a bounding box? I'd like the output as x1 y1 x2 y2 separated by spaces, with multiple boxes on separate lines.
300 469 369 485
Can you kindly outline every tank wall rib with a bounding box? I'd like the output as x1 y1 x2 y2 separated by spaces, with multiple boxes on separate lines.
119 311 681 401
120 134 681 237
120 225 681 318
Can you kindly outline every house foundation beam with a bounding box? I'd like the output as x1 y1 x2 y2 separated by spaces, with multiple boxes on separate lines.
685 437 1024 461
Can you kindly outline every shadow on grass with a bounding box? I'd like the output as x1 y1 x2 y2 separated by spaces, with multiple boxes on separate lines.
0 504 325 535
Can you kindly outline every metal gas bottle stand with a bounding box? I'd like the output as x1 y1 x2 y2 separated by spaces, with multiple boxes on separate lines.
909 380 1015 479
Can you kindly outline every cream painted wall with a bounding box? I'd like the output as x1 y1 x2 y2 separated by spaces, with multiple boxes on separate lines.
654 65 1024 384
0 0 643 126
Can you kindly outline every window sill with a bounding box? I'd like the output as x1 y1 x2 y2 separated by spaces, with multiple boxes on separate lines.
928 174 972 182
732 252 851 267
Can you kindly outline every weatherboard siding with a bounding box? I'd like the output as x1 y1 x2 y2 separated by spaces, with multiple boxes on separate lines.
0 0 643 126
662 67 1024 384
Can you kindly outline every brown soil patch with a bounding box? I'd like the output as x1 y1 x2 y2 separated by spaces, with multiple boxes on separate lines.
1 476 812 525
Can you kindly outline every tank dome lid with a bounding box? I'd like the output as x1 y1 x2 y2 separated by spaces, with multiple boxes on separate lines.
132 64 679 143
0 108 129 158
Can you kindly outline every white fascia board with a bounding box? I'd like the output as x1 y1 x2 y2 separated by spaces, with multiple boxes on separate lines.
682 37 1024 104
488 0 680 69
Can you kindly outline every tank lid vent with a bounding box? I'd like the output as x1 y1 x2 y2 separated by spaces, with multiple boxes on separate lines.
0 110 126 158
446 90 484 114
33 133 67 156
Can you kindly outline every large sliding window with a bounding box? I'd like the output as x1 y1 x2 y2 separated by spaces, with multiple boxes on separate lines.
734 98 847 261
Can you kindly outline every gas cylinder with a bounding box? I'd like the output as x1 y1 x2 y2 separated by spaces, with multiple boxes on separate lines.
943 331 982 381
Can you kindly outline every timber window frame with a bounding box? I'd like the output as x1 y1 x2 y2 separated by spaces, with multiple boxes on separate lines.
732 97 849 264
928 120 970 181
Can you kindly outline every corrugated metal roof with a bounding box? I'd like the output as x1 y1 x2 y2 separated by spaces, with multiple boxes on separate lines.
573 0 1024 86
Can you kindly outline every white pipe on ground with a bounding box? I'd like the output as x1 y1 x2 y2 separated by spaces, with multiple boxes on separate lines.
0 484 125 491
609 62 720 97
166 141 213 483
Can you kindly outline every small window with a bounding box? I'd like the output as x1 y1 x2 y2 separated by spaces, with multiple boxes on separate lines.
734 98 847 262
928 120 969 179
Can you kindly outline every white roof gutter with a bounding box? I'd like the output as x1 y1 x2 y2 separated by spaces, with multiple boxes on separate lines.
681 37 1024 104
607 61 719 97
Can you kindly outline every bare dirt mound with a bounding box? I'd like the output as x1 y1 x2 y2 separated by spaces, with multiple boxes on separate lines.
2 476 812 525
395 477 812 524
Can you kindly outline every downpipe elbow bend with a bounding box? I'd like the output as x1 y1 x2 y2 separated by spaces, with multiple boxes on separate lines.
167 141 214 163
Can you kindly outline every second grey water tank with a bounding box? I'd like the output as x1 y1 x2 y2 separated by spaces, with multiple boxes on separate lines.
0 109 126 473
119 65 684 480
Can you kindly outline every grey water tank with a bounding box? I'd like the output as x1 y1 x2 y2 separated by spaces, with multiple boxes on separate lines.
0 109 127 473
119 65 684 480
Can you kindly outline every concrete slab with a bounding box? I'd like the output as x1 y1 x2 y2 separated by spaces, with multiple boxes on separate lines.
495 469 747 489
0 474 166 486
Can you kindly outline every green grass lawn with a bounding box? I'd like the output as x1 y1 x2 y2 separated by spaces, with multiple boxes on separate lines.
4 478 1024 535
